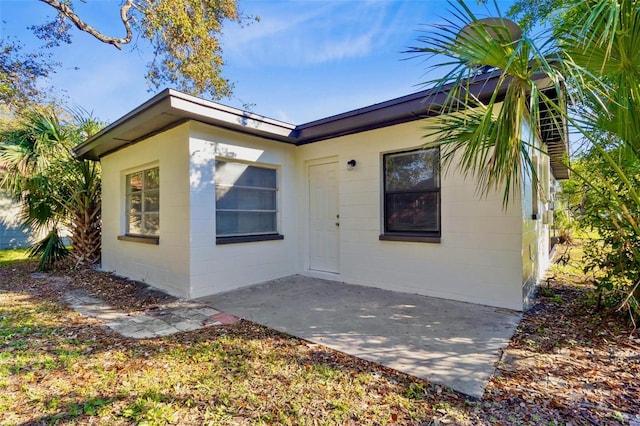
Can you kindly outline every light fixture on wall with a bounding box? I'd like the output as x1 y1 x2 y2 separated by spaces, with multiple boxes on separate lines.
347 159 357 169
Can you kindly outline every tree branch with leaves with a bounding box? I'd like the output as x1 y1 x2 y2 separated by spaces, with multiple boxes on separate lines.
4 0 255 109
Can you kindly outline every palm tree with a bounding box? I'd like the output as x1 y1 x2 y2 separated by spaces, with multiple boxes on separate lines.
0 108 102 270
411 0 640 321
408 1 565 205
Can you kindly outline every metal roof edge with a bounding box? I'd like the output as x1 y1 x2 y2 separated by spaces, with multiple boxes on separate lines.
72 88 174 159
73 89 298 160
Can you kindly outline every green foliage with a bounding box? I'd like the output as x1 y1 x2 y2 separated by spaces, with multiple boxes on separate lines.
0 38 57 111
28 0 255 101
418 0 640 324
507 0 566 31
139 0 248 99
565 151 640 318
122 395 178 425
0 108 102 270
408 0 562 206
1 1 255 113
28 228 69 271
405 382 427 399
552 177 584 243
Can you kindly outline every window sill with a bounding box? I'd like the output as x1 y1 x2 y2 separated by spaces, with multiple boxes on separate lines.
379 234 441 244
118 235 159 245
216 234 284 245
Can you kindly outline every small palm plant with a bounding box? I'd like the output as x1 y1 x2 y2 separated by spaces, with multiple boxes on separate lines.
0 108 102 270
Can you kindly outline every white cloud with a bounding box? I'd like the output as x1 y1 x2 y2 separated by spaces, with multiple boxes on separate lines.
222 1 400 67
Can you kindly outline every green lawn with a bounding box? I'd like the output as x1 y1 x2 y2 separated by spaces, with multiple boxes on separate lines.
0 247 30 265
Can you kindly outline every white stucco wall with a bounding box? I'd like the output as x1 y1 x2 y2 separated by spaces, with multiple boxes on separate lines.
99 116 551 310
100 123 191 297
297 120 524 310
521 134 552 308
186 122 299 298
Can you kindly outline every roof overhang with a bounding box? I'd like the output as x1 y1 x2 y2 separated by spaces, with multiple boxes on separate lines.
538 85 570 180
72 72 569 180
72 89 298 160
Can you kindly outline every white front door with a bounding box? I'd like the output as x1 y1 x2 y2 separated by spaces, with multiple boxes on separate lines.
309 161 339 273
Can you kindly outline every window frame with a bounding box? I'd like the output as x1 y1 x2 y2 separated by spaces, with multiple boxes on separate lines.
214 159 283 244
380 147 441 243
121 165 160 243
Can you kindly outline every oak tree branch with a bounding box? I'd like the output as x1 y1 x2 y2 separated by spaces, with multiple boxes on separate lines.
38 0 135 50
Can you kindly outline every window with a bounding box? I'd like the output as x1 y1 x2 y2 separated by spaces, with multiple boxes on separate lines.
215 161 281 243
382 148 440 240
125 167 160 237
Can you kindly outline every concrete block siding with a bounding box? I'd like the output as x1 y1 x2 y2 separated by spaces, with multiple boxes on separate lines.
101 124 191 297
297 122 525 310
99 114 550 311
77 77 568 310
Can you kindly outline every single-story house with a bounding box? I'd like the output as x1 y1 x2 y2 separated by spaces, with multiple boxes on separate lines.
73 72 568 311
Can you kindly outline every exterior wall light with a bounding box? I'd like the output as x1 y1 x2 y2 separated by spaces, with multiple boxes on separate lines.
347 159 357 169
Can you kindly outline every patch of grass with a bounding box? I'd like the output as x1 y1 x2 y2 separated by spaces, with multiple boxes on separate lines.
122 395 178 425
540 287 555 297
432 401 472 424
548 244 590 280
405 382 428 399
0 247 30 265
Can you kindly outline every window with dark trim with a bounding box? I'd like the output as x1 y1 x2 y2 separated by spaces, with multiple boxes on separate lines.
382 148 440 239
125 167 159 237
215 160 280 242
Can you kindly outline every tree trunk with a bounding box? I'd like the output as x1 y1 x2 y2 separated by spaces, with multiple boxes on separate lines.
69 199 101 268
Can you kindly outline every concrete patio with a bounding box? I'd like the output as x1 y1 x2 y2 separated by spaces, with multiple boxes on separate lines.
199 275 522 399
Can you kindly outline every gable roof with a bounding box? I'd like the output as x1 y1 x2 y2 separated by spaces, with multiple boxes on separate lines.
73 72 569 179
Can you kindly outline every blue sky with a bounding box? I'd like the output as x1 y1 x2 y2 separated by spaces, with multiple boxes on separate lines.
1 0 515 124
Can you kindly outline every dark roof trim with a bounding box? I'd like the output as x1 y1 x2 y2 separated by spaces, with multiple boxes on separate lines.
72 72 569 179
294 72 510 144
72 89 297 160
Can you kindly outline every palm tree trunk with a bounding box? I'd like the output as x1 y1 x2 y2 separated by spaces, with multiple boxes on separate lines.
69 201 101 267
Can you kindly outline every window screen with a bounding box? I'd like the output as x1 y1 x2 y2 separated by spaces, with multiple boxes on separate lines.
215 161 277 237
383 148 440 235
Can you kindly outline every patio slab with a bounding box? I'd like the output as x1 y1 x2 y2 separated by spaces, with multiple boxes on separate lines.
199 275 521 398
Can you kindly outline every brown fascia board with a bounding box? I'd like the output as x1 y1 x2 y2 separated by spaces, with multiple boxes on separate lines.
72 89 298 160
73 73 509 160
294 72 508 143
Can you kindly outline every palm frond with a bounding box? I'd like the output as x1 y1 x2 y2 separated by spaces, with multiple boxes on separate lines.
28 227 69 271
1 107 102 269
410 0 563 206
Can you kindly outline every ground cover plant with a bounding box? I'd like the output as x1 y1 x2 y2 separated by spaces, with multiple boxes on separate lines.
0 245 638 425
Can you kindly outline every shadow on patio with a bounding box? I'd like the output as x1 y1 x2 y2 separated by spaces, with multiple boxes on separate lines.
199 275 522 398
